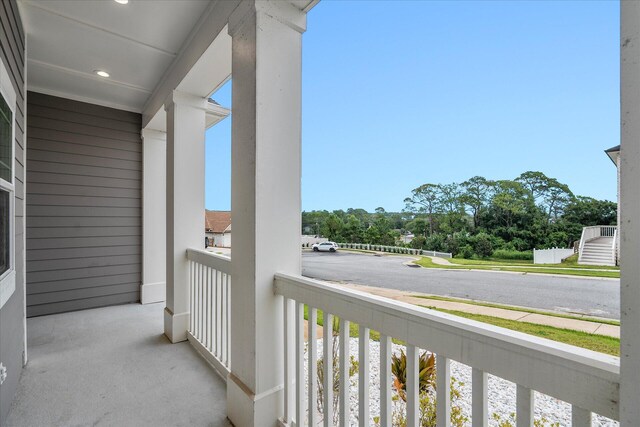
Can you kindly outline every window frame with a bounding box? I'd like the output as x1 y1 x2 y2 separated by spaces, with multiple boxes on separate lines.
0 57 16 310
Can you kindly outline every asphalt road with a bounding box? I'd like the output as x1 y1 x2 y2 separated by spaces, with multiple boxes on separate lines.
301 251 620 320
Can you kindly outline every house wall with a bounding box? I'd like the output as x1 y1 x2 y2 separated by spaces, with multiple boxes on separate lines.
0 0 26 424
208 232 231 248
25 92 142 317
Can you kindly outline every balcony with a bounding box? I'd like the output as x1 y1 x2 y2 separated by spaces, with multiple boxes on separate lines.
1 0 639 426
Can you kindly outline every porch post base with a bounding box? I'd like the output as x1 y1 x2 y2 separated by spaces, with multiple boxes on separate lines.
227 373 283 427
141 282 165 304
163 307 189 343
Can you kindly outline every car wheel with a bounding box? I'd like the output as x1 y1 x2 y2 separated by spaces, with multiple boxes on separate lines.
330 248 336 252
313 247 319 252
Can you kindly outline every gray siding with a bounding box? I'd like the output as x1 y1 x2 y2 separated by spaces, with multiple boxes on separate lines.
26 92 142 317
0 0 26 424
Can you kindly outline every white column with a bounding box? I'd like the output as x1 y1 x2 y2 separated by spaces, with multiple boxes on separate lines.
620 2 640 425
226 1 306 425
141 128 166 304
164 91 207 343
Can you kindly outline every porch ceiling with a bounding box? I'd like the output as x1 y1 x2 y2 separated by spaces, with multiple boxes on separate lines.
18 0 213 113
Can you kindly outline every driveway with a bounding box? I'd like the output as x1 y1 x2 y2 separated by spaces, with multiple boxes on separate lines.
301 251 620 320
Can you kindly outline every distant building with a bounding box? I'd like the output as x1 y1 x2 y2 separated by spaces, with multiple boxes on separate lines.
205 210 231 248
400 232 415 244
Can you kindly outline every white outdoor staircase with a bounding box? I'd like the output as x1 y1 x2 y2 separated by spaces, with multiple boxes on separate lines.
578 226 618 266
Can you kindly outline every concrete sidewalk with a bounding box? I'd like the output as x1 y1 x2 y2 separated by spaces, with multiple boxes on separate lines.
338 283 620 339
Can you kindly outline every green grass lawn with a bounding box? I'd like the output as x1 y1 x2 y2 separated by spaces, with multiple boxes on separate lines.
413 295 620 326
415 256 620 278
303 306 619 355
427 307 620 356
447 254 619 270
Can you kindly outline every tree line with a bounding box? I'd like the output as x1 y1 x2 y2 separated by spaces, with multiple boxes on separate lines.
301 171 616 259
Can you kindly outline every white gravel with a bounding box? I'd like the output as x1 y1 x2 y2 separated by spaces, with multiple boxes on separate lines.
300 338 618 427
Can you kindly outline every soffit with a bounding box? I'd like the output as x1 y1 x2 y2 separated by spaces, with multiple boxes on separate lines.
18 0 212 113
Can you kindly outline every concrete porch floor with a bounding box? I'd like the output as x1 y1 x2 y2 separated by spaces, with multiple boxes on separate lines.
5 302 229 427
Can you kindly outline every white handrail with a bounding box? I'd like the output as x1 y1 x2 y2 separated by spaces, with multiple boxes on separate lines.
612 228 618 265
186 248 231 274
578 227 587 256
274 272 620 422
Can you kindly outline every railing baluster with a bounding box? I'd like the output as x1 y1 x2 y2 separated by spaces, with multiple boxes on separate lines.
572 405 592 427
196 263 201 341
472 368 488 427
196 263 201 338
221 273 227 366
207 267 213 353
516 385 534 427
284 298 294 424
204 265 209 347
339 319 350 427
406 344 419 427
436 354 450 427
200 263 204 340
380 335 392 427
226 274 231 366
189 261 194 332
219 272 223 362
296 302 305 427
201 266 206 346
309 307 318 427
323 314 334 427
215 269 220 357
358 325 370 426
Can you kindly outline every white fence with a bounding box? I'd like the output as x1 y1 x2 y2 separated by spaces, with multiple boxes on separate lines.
186 248 231 379
533 247 574 264
335 242 452 258
275 273 619 427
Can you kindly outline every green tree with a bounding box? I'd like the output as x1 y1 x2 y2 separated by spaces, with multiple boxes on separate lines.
342 214 364 242
490 180 531 228
407 217 429 237
461 176 494 229
473 233 494 258
516 171 574 224
321 213 344 241
562 196 617 226
404 184 441 236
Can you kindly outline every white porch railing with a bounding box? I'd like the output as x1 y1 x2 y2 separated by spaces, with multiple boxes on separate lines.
612 227 618 266
186 248 231 379
274 273 620 426
578 225 618 264
580 225 617 246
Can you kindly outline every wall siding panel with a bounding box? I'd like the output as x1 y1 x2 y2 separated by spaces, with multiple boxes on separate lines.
26 91 142 317
0 1 25 424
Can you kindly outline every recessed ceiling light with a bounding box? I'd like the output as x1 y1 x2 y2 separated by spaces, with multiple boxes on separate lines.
114 0 129 4
95 70 110 78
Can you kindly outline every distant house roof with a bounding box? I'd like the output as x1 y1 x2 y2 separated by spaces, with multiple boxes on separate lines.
605 145 620 165
205 210 231 233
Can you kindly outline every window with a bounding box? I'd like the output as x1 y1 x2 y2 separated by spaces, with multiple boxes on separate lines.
0 60 15 310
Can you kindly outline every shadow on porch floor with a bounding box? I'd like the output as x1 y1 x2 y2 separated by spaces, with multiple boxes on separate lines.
6 302 229 427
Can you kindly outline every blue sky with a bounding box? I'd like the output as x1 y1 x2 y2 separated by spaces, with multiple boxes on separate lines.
206 0 620 212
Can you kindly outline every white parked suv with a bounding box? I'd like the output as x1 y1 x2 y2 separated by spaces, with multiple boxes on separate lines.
312 242 339 252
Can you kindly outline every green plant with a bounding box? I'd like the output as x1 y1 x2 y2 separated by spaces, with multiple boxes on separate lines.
473 233 494 258
390 349 436 401
384 350 467 427
492 412 561 427
380 377 468 427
